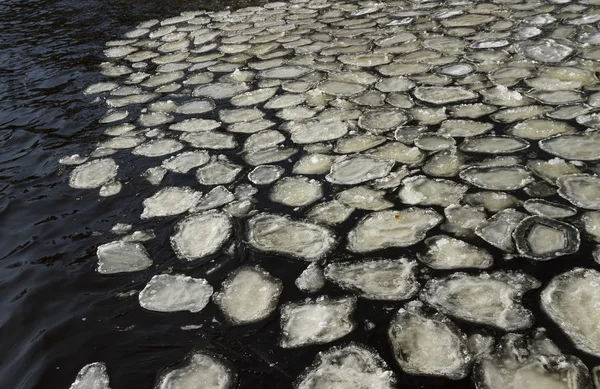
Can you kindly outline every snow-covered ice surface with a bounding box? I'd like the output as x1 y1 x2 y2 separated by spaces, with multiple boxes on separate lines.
64 0 600 387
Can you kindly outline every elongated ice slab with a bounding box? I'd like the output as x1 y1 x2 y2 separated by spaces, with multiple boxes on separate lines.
460 166 534 190
348 208 443 253
139 274 213 313
157 353 235 389
97 241 152 274
280 296 356 348
171 211 231 260
214 266 282 325
248 213 334 260
69 362 110 389
421 272 540 331
325 258 419 301
413 87 477 105
326 155 394 185
388 302 471 379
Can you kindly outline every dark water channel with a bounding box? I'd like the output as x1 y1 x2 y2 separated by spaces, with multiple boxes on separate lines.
1 1 600 388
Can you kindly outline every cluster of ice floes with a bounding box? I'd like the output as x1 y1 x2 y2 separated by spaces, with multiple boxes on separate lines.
67 0 600 387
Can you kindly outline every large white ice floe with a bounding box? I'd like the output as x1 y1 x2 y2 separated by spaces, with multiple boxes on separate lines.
69 362 110 389
296 344 396 389
141 187 202 219
69 159 118 189
347 208 443 253
388 301 471 379
96 241 152 274
247 213 335 260
420 272 540 331
156 352 235 389
214 266 282 325
280 296 356 348
170 211 231 260
541 268 600 357
326 155 394 185
419 235 493 269
474 333 591 389
324 258 419 301
139 274 213 313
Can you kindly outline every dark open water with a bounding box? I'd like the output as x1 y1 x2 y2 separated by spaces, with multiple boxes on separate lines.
2 0 600 388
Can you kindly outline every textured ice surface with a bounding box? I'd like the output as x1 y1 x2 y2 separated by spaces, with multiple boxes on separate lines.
139 274 213 313
513 216 580 260
270 177 323 207
558 175 600 210
465 191 522 213
476 209 527 252
69 159 118 189
288 119 348 144
97 241 152 274
336 186 392 211
141 187 201 219
157 353 234 389
348 208 443 253
357 109 410 133
419 235 493 270
280 296 356 348
69 362 110 389
542 268 600 357
292 153 336 175
297 344 396 389
214 266 282 325
248 165 283 185
325 258 418 301
171 211 231 260
307 200 354 226
295 263 325 293
474 333 591 389
421 272 540 331
248 213 334 260
196 157 242 185
133 139 183 157
442 205 487 238
413 86 477 105
399 176 468 207
388 301 471 379
326 155 394 185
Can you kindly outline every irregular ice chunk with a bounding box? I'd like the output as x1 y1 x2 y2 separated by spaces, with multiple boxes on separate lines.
69 159 118 189
399 176 468 207
60 154 88 165
442 205 487 237
247 213 334 261
244 146 298 166
474 333 591 389
259 66 312 79
97 241 152 274
141 187 201 219
513 216 580 260
175 99 215 115
419 235 493 270
479 85 531 107
325 258 419 301
280 296 356 348
162 151 210 173
542 268 600 357
413 86 477 105
293 153 336 175
230 87 277 106
295 263 325 293
414 134 455 151
369 142 425 165
307 200 354 226
326 155 394 185
248 165 283 185
156 353 235 389
171 211 231 260
139 274 213 313
388 301 471 379
181 132 236 150
214 266 282 325
459 166 534 190
319 81 367 97
143 166 166 186
420 272 540 331
270 177 323 207
337 186 393 211
69 362 110 389
99 180 121 197
196 157 242 185
540 132 600 161
169 118 221 132
244 130 285 152
476 209 527 252
347 208 443 253
558 174 600 210
460 136 529 154
509 119 576 141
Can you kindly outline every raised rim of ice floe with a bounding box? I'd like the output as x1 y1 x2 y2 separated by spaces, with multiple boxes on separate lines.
246 213 336 261
170 210 233 261
458 135 530 155
459 165 535 190
512 216 580 261
323 258 419 301
557 174 600 210
155 351 237 389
